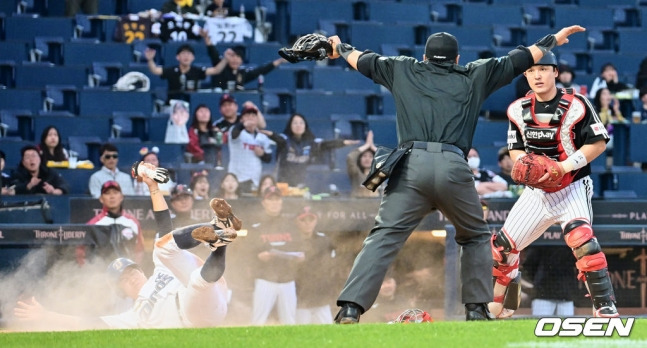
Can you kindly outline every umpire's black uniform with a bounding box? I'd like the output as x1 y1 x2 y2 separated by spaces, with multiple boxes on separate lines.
337 33 536 315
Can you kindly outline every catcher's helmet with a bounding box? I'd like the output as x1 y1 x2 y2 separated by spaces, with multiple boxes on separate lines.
536 51 558 67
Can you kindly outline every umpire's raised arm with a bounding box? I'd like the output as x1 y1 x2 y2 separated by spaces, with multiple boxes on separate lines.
328 25 586 70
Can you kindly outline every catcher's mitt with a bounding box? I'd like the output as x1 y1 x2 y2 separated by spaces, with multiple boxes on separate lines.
278 33 333 64
511 153 565 190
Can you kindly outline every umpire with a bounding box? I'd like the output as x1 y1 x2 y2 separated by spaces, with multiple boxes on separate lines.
328 25 585 322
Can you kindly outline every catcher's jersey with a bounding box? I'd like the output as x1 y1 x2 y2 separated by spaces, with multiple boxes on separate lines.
100 264 184 329
506 89 609 182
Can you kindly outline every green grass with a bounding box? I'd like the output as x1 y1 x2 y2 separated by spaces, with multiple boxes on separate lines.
2 320 646 348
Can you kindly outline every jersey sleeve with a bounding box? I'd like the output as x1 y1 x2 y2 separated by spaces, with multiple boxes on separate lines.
356 52 397 91
574 94 610 145
507 119 525 151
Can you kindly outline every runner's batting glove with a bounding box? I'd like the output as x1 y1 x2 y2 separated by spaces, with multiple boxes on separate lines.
131 161 171 184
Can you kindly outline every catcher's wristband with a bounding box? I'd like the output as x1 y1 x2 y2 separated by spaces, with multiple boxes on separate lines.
534 34 557 55
562 150 587 172
337 43 356 60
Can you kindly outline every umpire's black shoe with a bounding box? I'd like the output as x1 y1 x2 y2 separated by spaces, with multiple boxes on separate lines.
465 303 494 321
334 302 363 324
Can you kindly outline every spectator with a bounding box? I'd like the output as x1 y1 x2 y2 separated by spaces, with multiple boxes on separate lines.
37 126 68 164
165 100 190 144
190 170 211 201
295 205 336 324
65 0 98 17
257 174 277 197
496 147 515 185
161 0 199 15
206 43 287 91
11 145 68 195
89 143 135 198
589 63 631 99
133 147 176 196
228 106 273 193
522 246 579 317
217 172 240 200
468 148 508 198
248 186 305 325
555 64 581 94
637 86 647 124
636 56 647 91
205 0 229 17
187 104 220 165
213 94 267 132
261 113 358 187
593 87 627 150
145 44 227 103
80 180 145 266
1 150 15 196
346 130 379 198
169 184 198 227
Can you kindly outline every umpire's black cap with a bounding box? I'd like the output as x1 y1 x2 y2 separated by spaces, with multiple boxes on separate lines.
425 32 458 62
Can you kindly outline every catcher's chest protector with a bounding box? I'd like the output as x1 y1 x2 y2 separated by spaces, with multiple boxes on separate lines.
520 88 578 191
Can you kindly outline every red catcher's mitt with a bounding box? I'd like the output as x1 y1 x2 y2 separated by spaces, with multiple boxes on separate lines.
511 153 565 190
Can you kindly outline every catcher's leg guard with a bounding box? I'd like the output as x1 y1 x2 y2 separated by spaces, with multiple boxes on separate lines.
489 230 521 318
563 219 618 317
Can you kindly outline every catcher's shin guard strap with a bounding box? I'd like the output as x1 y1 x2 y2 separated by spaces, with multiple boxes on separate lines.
583 268 617 308
493 259 519 286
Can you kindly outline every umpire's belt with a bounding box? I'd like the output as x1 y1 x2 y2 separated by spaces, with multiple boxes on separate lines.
405 141 464 159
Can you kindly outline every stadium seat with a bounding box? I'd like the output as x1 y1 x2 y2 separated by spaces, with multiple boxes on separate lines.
289 0 353 38
350 21 417 52
331 113 366 140
126 0 161 13
63 41 133 66
0 109 32 140
32 36 64 65
295 90 365 120
67 135 103 163
367 115 398 148
247 42 282 66
147 113 170 142
473 120 509 147
0 139 32 168
44 85 79 114
58 168 95 195
78 89 153 116
461 4 523 27
15 63 88 89
554 7 614 30
366 1 430 25
0 40 31 63
618 29 647 56
0 60 16 88
112 111 148 140
34 115 111 140
311 66 377 93
89 62 123 88
5 16 75 41
0 88 43 114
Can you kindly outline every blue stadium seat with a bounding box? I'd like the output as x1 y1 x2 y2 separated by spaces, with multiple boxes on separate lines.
15 63 88 89
481 83 516 120
0 60 16 88
0 109 32 140
110 141 185 167
521 4 554 27
295 90 365 120
311 66 377 93
5 16 75 41
305 170 351 196
590 52 642 78
58 168 95 195
367 1 430 25
554 7 614 30
248 42 282 66
367 115 398 148
44 85 79 114
289 0 353 37
461 4 522 27
34 115 111 140
350 21 417 52
618 29 647 55
147 113 170 142
33 36 64 65
63 41 133 66
0 88 43 114
473 120 509 147
89 62 123 88
67 135 103 163
127 0 161 13
0 40 31 63
428 24 492 50
127 62 167 89
112 111 148 140
78 89 153 116
629 124 647 163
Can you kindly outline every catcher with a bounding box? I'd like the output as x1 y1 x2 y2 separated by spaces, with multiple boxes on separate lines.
489 52 618 318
